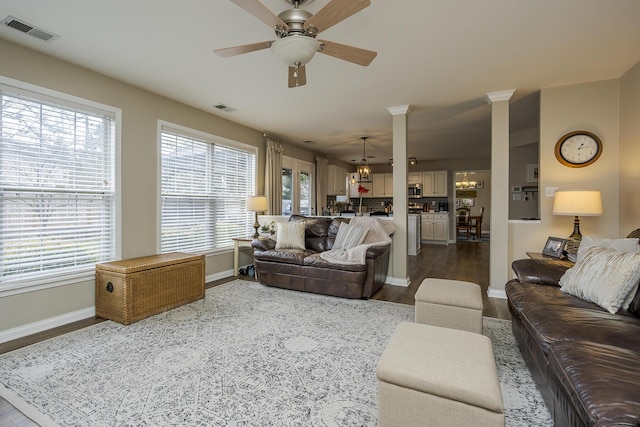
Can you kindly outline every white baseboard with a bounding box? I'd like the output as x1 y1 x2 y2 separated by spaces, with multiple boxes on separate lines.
0 307 95 344
488 287 507 299
386 276 410 287
206 270 234 283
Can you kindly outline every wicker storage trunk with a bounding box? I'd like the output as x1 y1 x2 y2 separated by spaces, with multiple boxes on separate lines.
95 252 205 325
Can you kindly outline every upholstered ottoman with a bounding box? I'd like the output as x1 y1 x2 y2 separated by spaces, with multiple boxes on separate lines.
376 322 504 427
414 278 483 334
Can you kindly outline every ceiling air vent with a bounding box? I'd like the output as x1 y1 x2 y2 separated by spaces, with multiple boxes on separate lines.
1 16 59 42
213 103 236 113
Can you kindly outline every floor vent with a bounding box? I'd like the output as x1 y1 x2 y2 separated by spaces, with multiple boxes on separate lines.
213 103 236 113
1 16 59 42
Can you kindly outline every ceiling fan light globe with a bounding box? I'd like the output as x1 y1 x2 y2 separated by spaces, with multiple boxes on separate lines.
271 36 320 66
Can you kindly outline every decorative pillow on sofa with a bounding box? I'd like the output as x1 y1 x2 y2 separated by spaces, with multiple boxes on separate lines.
559 246 640 314
332 222 369 251
275 222 306 250
576 236 639 262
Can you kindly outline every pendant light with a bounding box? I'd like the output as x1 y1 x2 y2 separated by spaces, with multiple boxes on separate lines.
357 136 371 182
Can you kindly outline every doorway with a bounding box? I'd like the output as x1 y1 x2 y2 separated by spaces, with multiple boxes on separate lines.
453 170 491 241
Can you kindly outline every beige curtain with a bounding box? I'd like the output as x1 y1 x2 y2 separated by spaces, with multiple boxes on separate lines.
316 156 328 215
265 136 284 215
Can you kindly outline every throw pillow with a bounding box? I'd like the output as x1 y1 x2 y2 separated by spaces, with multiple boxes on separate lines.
275 222 306 250
559 246 640 314
576 236 639 262
332 222 369 251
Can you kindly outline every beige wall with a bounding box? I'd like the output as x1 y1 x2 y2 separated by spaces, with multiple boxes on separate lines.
507 79 622 289
0 39 315 332
619 61 640 233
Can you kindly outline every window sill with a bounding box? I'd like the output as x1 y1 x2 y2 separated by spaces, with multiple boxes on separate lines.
0 268 95 297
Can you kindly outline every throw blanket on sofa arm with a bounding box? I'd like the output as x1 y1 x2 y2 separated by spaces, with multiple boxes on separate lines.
320 217 395 265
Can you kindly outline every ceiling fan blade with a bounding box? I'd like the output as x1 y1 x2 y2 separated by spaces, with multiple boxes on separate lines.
214 41 273 58
288 65 307 88
230 0 289 32
318 40 377 66
304 0 370 34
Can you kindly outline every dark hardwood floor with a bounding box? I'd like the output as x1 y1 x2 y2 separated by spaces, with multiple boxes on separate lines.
372 239 511 320
0 239 509 425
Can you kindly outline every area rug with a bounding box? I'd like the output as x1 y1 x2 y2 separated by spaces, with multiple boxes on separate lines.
0 280 551 426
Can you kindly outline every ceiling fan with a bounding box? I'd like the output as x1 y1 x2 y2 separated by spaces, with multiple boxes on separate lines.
214 0 377 88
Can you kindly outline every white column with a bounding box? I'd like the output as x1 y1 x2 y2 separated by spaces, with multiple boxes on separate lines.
388 105 412 287
485 90 515 296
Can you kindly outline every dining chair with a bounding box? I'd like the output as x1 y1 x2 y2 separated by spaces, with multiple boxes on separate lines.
456 208 471 239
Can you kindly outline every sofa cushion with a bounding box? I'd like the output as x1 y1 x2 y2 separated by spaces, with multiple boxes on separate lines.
576 235 640 262
548 341 640 426
275 221 306 250
289 215 333 252
506 281 600 316
559 246 640 314
511 259 571 287
333 222 369 250
516 304 640 354
253 248 310 265
303 253 368 272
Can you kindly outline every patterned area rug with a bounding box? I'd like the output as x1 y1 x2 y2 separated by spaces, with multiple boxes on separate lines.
0 280 551 426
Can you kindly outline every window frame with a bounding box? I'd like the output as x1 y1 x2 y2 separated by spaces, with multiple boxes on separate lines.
282 156 315 216
0 76 121 297
157 121 258 255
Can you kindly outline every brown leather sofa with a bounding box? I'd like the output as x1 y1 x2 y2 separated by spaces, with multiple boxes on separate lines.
505 229 640 427
251 215 391 299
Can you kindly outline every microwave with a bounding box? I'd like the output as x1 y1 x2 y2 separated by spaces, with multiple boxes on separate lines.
408 183 422 198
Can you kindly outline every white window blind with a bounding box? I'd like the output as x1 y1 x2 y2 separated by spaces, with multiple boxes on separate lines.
0 88 116 285
160 126 256 253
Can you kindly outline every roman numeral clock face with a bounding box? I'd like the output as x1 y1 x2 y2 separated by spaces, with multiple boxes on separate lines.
554 131 603 168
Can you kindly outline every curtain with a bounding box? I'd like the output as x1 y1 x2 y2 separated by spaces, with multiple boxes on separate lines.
315 155 328 215
265 136 284 215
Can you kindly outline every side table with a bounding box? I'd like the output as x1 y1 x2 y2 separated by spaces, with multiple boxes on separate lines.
526 252 574 267
232 237 253 276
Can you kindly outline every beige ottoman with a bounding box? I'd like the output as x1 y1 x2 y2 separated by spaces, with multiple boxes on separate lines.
376 322 504 427
415 278 483 334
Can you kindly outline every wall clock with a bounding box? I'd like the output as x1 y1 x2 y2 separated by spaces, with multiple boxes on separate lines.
554 131 602 168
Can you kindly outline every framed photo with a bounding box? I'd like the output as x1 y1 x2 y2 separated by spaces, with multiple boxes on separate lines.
527 164 539 182
476 181 484 189
542 236 567 258
462 198 475 207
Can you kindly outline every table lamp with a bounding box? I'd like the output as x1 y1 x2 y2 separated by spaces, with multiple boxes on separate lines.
552 190 602 255
245 195 268 239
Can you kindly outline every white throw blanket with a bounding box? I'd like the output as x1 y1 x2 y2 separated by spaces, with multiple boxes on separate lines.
320 217 395 265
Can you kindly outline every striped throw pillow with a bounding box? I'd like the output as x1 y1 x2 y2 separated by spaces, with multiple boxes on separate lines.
333 223 369 251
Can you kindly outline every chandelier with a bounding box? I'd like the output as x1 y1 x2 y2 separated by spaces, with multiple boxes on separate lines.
357 136 371 182
455 173 477 189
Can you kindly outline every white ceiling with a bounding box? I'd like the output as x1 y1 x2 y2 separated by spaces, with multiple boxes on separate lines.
1 0 639 164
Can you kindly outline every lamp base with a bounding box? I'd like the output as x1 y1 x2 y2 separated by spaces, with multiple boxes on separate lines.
565 215 582 256
253 212 260 239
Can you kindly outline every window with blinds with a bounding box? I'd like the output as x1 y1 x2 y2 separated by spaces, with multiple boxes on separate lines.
0 86 116 288
160 124 256 253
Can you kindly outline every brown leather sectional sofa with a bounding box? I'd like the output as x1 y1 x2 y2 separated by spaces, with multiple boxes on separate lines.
251 215 391 299
505 229 640 427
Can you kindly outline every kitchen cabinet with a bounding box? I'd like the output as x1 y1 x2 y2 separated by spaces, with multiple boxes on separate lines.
327 165 347 196
372 173 393 197
422 171 448 197
421 212 449 244
408 172 423 185
408 214 421 255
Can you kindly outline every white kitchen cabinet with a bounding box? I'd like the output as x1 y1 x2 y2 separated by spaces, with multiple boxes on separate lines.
421 212 449 244
408 214 421 255
422 171 448 197
372 173 393 197
408 172 423 184
327 165 347 196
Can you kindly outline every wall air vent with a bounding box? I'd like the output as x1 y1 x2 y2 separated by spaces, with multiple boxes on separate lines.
1 16 59 42
213 103 236 113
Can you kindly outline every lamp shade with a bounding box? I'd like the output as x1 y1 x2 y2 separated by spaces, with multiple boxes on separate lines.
245 195 268 212
270 36 320 67
552 190 603 216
